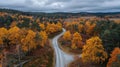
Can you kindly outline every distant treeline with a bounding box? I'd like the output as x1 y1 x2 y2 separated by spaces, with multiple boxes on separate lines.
0 8 120 18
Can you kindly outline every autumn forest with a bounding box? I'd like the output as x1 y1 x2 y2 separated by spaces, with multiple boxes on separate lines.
0 9 120 67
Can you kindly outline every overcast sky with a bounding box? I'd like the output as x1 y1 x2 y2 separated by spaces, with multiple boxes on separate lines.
0 0 120 12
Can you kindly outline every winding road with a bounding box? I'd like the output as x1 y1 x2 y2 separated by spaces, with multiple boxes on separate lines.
52 28 74 67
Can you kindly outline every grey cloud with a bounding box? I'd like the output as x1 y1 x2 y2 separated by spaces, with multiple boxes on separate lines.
0 0 120 12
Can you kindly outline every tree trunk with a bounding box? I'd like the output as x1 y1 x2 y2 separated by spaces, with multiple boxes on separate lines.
1 49 7 67
16 45 22 67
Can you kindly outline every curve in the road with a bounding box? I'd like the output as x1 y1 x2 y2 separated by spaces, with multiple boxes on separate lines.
52 28 74 67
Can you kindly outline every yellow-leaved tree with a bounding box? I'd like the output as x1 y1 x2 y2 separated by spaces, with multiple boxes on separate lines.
39 31 48 47
107 47 120 67
56 22 62 31
82 36 108 63
71 32 82 49
8 26 21 45
0 28 8 46
78 24 84 33
63 31 71 41
46 23 56 34
46 22 62 35
21 30 36 52
39 23 45 30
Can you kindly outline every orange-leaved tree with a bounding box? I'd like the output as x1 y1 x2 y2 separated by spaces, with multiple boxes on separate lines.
107 47 120 67
71 32 82 49
63 31 71 41
82 36 108 63
85 21 96 35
